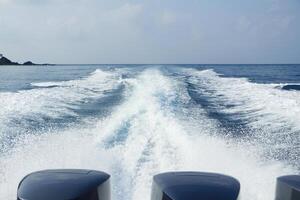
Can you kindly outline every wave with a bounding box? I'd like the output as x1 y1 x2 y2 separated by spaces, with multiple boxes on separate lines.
0 69 123 146
31 82 62 88
270 83 300 91
183 68 300 165
281 84 300 91
0 67 297 200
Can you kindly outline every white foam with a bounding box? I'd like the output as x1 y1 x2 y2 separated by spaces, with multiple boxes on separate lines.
0 67 297 200
0 69 121 138
184 68 300 164
185 69 300 124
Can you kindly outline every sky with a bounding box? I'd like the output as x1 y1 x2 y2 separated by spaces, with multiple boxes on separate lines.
0 0 299 64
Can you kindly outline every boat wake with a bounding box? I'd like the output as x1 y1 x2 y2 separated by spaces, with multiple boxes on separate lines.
0 67 298 200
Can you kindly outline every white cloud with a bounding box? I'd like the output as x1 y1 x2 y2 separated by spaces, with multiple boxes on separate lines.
0 0 299 63
161 11 176 25
107 3 143 21
0 0 10 5
236 16 252 32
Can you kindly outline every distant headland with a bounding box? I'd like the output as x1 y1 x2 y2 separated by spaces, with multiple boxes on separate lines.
0 54 52 66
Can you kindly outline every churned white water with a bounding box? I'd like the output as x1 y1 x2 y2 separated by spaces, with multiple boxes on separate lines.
0 67 298 200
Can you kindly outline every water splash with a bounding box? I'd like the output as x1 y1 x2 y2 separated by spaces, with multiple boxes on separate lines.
0 67 297 200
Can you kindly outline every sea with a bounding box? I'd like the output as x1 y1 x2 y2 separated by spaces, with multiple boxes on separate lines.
0 64 299 200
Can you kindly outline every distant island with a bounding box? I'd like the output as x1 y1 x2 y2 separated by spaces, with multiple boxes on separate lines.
0 54 52 66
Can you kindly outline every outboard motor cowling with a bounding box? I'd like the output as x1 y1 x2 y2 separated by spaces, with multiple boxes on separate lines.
17 169 110 200
276 175 300 200
151 172 240 200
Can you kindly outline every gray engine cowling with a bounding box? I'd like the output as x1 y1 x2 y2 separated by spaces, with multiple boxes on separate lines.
151 171 240 200
17 169 110 200
275 175 300 200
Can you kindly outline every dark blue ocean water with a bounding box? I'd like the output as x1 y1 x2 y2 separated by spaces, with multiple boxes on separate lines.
0 64 299 200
